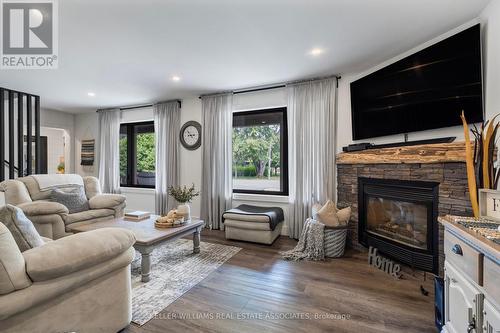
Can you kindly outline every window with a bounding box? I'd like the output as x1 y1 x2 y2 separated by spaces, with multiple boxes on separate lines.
232 107 288 195
120 121 155 188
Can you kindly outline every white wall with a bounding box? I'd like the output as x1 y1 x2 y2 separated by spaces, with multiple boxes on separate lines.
179 98 203 218
41 108 75 173
41 127 66 174
481 0 500 115
74 112 99 177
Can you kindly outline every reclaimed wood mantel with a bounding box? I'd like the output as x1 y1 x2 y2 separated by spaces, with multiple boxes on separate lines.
336 142 466 164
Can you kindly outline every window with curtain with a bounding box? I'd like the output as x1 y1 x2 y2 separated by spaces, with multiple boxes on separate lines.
232 107 288 195
119 121 155 188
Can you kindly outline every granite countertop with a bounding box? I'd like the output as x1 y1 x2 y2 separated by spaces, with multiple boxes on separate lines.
438 215 500 264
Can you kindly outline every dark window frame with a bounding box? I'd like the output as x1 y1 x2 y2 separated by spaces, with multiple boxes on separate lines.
232 107 289 196
120 121 155 189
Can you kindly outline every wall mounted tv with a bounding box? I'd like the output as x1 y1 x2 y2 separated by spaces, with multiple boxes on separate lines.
350 24 484 140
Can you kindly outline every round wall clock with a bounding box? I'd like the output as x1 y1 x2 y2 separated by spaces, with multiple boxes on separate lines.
180 121 202 150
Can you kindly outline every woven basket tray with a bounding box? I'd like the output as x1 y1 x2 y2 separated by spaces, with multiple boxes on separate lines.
154 220 187 229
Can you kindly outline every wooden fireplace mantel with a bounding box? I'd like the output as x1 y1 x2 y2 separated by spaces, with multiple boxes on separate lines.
336 142 466 164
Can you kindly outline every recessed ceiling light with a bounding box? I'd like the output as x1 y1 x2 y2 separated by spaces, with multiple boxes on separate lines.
310 48 324 56
172 76 181 82
87 92 96 97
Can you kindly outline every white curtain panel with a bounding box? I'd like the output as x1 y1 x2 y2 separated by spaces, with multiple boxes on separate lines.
287 78 337 239
98 109 121 194
154 101 181 215
200 94 233 230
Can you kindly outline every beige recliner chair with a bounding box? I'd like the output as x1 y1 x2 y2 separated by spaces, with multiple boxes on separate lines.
0 222 136 333
0 175 126 239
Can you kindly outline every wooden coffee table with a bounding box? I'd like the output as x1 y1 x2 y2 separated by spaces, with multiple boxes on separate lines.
68 216 205 282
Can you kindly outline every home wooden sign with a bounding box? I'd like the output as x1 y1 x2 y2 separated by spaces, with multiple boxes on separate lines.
478 189 500 221
368 246 402 279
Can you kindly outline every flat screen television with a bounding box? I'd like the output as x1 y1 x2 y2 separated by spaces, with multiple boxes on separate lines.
350 24 484 140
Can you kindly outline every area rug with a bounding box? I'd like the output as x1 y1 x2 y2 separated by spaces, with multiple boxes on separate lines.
131 239 241 325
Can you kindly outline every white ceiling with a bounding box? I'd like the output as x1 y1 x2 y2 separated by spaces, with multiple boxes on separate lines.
0 0 492 113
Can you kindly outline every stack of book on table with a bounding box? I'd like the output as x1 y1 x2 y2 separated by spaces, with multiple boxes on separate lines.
124 211 151 221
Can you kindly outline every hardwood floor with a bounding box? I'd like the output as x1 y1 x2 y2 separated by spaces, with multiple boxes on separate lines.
124 230 436 333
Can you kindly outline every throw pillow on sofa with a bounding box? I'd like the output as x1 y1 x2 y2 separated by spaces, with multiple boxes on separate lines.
50 186 89 214
0 204 44 252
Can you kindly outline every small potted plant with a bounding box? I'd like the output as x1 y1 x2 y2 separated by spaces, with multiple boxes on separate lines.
168 184 200 221
57 162 65 174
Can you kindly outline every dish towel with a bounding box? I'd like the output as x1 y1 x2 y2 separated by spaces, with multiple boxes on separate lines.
281 218 325 261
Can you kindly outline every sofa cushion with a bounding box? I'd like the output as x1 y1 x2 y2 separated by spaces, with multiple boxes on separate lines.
0 205 45 252
23 228 136 282
88 194 126 210
0 248 135 322
0 180 32 205
63 208 115 225
18 175 83 201
31 174 84 190
0 223 32 295
17 176 51 201
17 201 69 216
50 187 89 214
83 176 102 199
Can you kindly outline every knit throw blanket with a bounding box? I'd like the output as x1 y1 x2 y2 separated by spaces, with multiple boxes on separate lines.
281 219 325 261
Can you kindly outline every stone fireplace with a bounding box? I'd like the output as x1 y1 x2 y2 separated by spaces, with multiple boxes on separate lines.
336 143 473 276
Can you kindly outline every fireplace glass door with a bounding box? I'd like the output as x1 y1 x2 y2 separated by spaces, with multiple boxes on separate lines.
366 197 428 250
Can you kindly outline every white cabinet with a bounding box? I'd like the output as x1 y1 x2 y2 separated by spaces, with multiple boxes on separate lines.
445 263 482 333
483 300 500 333
440 224 500 333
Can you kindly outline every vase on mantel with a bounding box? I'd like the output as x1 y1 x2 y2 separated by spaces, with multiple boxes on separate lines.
177 203 191 221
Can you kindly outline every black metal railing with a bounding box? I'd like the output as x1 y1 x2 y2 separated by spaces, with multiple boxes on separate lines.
3 160 19 172
0 88 40 181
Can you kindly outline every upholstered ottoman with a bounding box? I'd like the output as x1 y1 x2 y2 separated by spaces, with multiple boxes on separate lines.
222 205 284 245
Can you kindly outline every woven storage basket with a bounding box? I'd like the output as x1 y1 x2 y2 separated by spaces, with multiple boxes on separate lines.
324 226 348 258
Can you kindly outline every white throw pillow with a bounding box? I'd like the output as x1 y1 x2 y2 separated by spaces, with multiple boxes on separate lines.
0 205 44 252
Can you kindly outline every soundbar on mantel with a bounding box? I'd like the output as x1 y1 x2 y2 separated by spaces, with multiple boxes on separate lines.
342 137 456 152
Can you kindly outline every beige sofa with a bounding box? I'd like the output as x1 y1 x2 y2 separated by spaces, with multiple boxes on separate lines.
0 175 126 239
0 222 136 333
